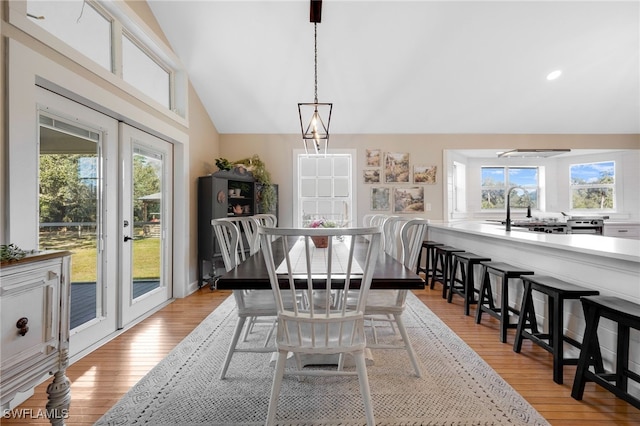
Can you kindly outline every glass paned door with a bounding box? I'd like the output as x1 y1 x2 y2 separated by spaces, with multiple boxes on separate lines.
36 87 118 358
120 124 172 326
38 116 100 330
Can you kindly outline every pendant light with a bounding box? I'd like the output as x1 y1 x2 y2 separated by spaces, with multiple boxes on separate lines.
298 0 332 155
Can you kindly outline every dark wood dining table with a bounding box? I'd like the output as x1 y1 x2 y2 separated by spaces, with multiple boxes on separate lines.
215 236 425 290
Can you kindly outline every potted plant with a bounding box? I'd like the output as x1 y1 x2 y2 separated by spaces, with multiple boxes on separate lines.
307 218 338 248
216 155 276 212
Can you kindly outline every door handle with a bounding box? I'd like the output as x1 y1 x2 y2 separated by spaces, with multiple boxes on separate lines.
124 236 133 242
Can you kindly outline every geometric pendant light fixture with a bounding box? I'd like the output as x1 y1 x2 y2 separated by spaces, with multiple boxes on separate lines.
298 0 332 155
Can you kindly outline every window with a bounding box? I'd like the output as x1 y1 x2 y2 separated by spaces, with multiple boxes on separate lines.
453 161 466 213
296 153 354 227
27 0 112 70
24 0 180 115
570 161 615 210
123 34 171 108
481 166 538 209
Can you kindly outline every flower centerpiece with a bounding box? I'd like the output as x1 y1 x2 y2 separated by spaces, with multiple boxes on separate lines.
307 218 338 248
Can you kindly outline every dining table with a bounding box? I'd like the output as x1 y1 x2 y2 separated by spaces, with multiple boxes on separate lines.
215 235 425 291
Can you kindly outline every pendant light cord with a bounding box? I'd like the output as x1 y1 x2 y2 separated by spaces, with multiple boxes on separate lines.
314 22 318 104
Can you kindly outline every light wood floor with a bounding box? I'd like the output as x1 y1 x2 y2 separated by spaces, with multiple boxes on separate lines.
3 285 639 425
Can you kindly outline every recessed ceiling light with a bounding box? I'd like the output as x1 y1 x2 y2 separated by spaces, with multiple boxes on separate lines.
547 70 562 81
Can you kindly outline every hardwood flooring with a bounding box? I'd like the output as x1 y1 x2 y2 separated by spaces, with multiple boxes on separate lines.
3 285 639 425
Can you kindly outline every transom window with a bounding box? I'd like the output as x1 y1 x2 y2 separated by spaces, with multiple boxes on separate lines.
570 161 615 210
27 1 112 71
481 166 538 210
26 0 178 113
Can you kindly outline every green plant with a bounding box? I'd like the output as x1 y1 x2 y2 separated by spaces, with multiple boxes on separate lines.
231 155 276 212
215 158 233 171
0 244 35 262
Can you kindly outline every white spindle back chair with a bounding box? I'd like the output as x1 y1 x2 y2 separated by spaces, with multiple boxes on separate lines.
259 226 382 426
211 218 278 380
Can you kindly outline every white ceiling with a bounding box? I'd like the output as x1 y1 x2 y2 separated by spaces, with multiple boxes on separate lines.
147 1 640 135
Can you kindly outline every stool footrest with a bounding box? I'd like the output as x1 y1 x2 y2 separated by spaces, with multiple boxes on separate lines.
581 370 640 409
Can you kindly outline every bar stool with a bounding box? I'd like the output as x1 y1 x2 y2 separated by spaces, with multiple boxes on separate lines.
475 262 534 343
448 252 492 316
416 241 443 281
571 295 640 409
513 275 599 384
431 246 465 299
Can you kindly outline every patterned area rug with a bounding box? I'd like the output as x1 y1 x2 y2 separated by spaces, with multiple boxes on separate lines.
96 293 549 425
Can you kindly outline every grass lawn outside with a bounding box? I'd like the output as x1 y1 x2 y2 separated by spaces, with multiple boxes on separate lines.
40 229 160 282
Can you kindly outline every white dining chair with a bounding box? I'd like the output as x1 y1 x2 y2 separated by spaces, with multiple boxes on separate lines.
382 215 404 260
212 218 279 380
259 226 382 426
242 213 278 339
253 213 277 227
360 218 429 377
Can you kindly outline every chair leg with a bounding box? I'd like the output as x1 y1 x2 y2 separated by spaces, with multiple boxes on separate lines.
394 313 422 378
353 350 376 426
219 316 247 379
242 316 256 341
263 318 277 347
266 350 287 426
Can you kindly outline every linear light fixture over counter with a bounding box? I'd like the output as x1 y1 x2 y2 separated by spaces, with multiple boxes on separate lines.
498 149 571 158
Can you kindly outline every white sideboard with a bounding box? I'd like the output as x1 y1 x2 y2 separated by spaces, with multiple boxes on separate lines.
1 251 72 425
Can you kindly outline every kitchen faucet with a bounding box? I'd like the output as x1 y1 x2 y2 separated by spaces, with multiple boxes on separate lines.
505 186 530 231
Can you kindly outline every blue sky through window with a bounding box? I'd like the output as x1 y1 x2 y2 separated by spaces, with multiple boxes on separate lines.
482 167 537 186
570 161 614 184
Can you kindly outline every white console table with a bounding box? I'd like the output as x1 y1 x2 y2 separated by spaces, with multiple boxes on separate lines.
1 251 72 425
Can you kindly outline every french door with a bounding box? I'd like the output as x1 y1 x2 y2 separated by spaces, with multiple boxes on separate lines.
37 89 174 357
119 124 173 326
37 88 118 357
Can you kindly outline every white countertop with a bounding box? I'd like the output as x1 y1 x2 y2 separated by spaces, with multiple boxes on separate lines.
429 221 640 263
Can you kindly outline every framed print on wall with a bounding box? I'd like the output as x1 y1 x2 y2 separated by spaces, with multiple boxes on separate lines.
393 186 424 213
363 169 380 183
413 165 437 184
365 149 381 167
370 187 390 211
384 152 410 183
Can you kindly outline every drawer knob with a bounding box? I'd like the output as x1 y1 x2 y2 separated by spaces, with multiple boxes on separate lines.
16 317 29 336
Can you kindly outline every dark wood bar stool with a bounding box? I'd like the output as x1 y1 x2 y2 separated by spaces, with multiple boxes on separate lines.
571 295 640 409
475 262 534 343
448 252 492 316
416 240 443 282
513 275 600 384
431 246 465 299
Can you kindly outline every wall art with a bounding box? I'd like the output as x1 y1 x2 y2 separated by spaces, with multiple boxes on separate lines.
365 149 381 167
413 165 437 184
370 187 390 211
393 186 424 213
384 152 410 183
363 169 380 183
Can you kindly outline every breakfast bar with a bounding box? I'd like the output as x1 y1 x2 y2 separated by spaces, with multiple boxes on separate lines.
427 221 640 396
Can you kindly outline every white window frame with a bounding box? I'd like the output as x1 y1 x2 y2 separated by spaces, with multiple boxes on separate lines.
9 0 187 124
569 161 616 211
292 149 357 228
480 166 540 210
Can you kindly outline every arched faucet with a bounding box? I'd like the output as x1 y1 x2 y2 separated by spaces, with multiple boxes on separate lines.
505 186 530 231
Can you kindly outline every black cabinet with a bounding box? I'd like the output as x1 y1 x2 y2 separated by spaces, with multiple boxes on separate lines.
197 169 278 288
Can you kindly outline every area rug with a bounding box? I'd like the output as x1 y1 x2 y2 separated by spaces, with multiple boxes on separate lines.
96 292 549 426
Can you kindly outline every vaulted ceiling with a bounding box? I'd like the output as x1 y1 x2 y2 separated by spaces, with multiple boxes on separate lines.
147 1 639 135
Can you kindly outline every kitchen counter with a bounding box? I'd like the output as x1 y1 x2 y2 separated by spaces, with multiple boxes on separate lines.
430 221 640 263
427 220 640 389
